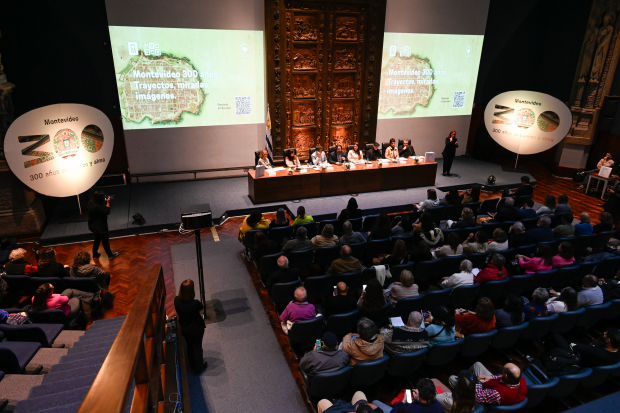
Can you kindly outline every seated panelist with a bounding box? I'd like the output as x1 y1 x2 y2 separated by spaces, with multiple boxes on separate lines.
366 142 382 161
398 139 415 158
348 143 364 162
329 145 348 164
285 149 301 167
257 149 272 169
384 138 398 160
311 144 327 165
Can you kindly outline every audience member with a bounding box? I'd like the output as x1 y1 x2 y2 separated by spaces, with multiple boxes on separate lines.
552 242 575 267
528 216 554 243
70 251 111 290
380 311 429 354
266 256 300 296
603 180 620 224
341 221 366 245
36 247 70 278
508 176 534 198
5 248 38 275
577 274 604 307
252 231 278 262
433 233 463 258
461 185 481 205
411 241 434 263
536 195 556 216
508 222 534 248
342 317 385 365
441 189 462 207
31 282 96 319
419 220 444 249
424 306 456 346
417 189 441 212
282 227 313 252
518 200 537 219
389 378 443 413
238 210 270 242
385 270 420 304
594 212 614 233
554 194 572 215
494 295 525 328
300 332 349 376
338 197 363 222
293 206 314 226
328 245 365 275
367 213 392 241
318 392 380 413
436 375 477 413
269 208 289 229
358 278 387 311
392 215 415 236
174 279 207 374
440 260 474 288
476 254 507 284
574 213 593 236
546 287 579 314
545 330 620 368
448 363 527 406
552 214 575 238
279 286 316 335
322 282 357 317
487 228 508 252
449 207 476 229
517 243 552 274
462 231 488 254
455 297 496 336
312 224 339 249
379 240 410 266
491 197 519 222
523 287 550 320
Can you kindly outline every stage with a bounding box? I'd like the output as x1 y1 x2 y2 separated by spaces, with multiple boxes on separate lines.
40 157 535 246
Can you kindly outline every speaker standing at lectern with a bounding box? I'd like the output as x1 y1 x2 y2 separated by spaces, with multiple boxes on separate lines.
88 192 119 260
442 130 459 176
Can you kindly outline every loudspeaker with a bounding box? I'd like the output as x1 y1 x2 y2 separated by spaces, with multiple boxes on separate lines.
181 203 213 230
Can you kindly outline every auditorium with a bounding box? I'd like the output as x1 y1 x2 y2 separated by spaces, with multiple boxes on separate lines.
3 0 620 412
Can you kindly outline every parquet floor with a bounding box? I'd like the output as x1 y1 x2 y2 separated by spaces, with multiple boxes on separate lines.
7 159 613 412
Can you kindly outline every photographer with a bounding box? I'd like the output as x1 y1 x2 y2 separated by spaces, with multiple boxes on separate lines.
88 191 119 259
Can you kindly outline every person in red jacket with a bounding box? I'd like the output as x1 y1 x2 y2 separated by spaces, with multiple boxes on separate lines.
455 297 496 336
475 254 507 284
449 362 527 406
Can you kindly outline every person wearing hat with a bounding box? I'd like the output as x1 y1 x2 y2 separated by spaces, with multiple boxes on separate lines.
366 142 383 161
299 332 349 377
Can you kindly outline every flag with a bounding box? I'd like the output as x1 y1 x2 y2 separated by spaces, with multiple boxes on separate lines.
265 106 274 164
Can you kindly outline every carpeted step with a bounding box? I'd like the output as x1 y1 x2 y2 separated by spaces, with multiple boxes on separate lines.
25 348 69 374
60 348 105 363
52 330 85 348
30 401 83 413
49 355 106 373
79 328 122 340
84 321 124 333
67 340 114 354
41 365 99 383
29 373 97 398
0 374 44 409
13 386 90 413
72 335 116 349
89 316 126 327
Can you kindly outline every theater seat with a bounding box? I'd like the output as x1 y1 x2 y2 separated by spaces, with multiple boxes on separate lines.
425 339 462 366
304 275 333 299
548 367 593 399
349 355 389 387
298 365 351 402
486 398 528 411
522 364 559 408
28 307 85 330
0 341 41 374
490 323 529 350
521 314 558 340
325 310 359 339
549 308 585 334
448 284 480 308
287 316 325 358
582 359 620 388
359 302 391 328
459 329 498 358
386 348 427 376
0 323 64 348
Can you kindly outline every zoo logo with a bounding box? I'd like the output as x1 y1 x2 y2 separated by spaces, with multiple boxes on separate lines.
492 105 559 133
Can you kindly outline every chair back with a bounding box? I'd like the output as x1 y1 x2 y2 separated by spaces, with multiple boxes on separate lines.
0 323 61 347
590 231 614 250
523 366 560 408
349 355 389 387
319 219 343 237
288 249 314 269
258 252 284 275
515 195 533 208
467 252 489 269
478 198 500 216
288 315 325 343
490 322 529 349
602 299 620 320
584 359 620 388
448 284 480 308
270 280 302 305
424 288 452 312
243 229 268 251
550 213 571 229
548 368 593 398
526 270 555 291
494 248 516 263
486 398 529 412
496 197 508 210
550 265 579 290
0 346 22 374
464 201 481 218
460 329 498 358
359 302 391 328
314 245 340 268
412 259 440 283
364 239 390 261
522 217 539 231
480 221 500 234
27 309 70 327
505 274 532 296
425 339 462 366
500 221 517 234
2 274 33 297
576 301 612 329
477 278 509 302
30 277 66 293
269 226 294 247
522 314 559 340
386 348 428 376
348 217 363 232
64 277 100 293
304 275 334 299
389 263 415 285
362 215 379 232
442 205 462 222
438 255 466 277
427 206 445 226
393 295 425 320
457 227 481 242
391 235 414 249
333 271 362 290
349 242 367 260
578 260 598 280
514 243 536 258
325 310 359 338
307 366 351 398
361 268 376 284
594 256 620 278
573 234 594 254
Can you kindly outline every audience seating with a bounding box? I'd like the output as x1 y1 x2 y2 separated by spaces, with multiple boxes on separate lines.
333 271 362 290
243 229 268 256
550 265 579 290
388 263 414 283
425 340 462 366
325 310 359 339
522 364 560 408
2 275 33 297
477 278 509 302
27 307 85 330
349 355 389 387
583 359 620 388
269 225 294 247
287 316 325 358
364 239 390 262
0 341 41 374
486 398 529 412
490 322 529 352
427 206 445 227
574 234 595 255
526 270 555 292
348 217 363 232
576 302 612 330
304 275 334 299
504 274 531 296
299 365 351 404
594 256 620 278
271 280 301 313
294 222 316 239
29 277 66 293
393 295 425 320
481 221 500 234
314 245 340 269
362 215 379 233
391 234 414 249
258 252 284 275
0 323 64 348
459 330 498 358
288 249 313 269
521 314 559 340
590 231 615 250
522 217 539 231
547 368 593 401
448 284 480 308
412 259 440 283
359 302 391 328
549 308 586 334
423 288 452 311
349 242 367 261
319 219 342 237
478 198 499 218
386 348 428 377
438 255 464 277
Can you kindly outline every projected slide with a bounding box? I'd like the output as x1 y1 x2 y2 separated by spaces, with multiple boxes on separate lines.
377 33 484 119
108 26 264 130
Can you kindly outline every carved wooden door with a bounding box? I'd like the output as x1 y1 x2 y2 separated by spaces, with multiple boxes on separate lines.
266 0 386 160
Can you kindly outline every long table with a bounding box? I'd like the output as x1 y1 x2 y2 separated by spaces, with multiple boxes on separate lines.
247 160 437 203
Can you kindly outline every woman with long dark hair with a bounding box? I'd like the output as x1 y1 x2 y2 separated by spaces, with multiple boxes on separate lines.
516 243 553 273
269 208 289 229
436 375 477 413
88 191 118 260
546 286 579 314
494 295 525 328
379 239 410 267
367 213 392 241
347 143 364 162
37 248 70 278
424 306 456 346
285 149 301 167
174 279 207 374
251 232 278 263
552 242 575 268
31 282 97 318
357 278 386 310
70 251 111 291
442 130 459 176
338 197 362 222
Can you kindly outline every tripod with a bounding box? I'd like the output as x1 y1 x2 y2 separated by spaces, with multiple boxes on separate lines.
194 229 207 320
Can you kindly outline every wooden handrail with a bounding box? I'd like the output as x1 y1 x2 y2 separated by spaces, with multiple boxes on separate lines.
78 264 171 413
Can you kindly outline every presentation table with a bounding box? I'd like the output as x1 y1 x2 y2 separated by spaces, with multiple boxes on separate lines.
585 172 619 199
247 160 437 203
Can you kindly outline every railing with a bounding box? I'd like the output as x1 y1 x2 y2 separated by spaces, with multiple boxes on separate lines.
78 264 191 413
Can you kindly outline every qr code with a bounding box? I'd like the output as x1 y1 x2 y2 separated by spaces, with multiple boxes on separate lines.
235 96 251 115
453 91 466 108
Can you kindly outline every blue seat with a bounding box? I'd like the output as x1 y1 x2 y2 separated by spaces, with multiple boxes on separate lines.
515 195 533 208
64 277 100 293
457 227 482 243
288 249 313 269
258 252 284 275
504 274 532 296
578 260 599 280
438 255 466 277
460 329 498 358
350 355 390 387
361 268 376 284
427 206 445 226
522 217 539 231
466 202 481 218
412 259 440 282
364 239 390 260
425 339 462 366
499 221 517 234
243 229 268 255
288 315 325 345
325 310 359 339
601 299 620 320
471 405 485 413
441 228 460 244
548 367 593 398
359 302 391 328
393 295 425 321
348 217 363 232
481 221 500 234
486 398 529 412
526 270 556 291
550 265 580 290
514 244 537 259
314 245 340 268
594 256 620 278
0 341 41 373
477 278 509 302
441 205 462 222
349 242 367 261
388 262 415 284
583 359 620 388
0 323 64 348
386 348 428 376
424 288 452 312
28 307 84 329
30 277 66 293
573 234 594 254
269 225 294 247
590 231 614 250
304 275 333 299
467 252 488 270
490 323 529 350
478 198 499 218
549 308 586 334
293 222 317 239
391 235 414 249
523 365 560 408
448 284 480 308
298 365 351 400
576 302 612 329
521 314 559 340
495 248 516 263
333 271 362 290
319 219 342 237
270 280 302 313
362 215 380 232
2 274 33 297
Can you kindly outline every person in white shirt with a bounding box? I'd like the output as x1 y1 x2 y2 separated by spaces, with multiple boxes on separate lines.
440 260 474 288
416 189 441 212
348 143 364 162
311 145 327 165
578 153 614 190
576 275 604 307
432 233 463 258
384 138 398 160
546 287 579 314
285 149 301 167
257 149 272 169
487 228 508 252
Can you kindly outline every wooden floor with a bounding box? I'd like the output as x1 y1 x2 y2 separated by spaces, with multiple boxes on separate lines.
8 159 615 411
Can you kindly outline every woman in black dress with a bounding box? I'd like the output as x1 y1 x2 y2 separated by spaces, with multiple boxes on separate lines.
442 130 459 176
174 279 207 374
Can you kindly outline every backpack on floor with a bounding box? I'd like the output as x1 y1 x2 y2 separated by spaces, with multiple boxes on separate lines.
539 347 581 377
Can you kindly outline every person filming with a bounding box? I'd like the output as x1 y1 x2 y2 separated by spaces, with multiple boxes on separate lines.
88 191 119 260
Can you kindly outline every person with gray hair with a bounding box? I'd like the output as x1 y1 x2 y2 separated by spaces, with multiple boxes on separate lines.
440 260 474 288
528 215 554 243
574 212 594 236
508 221 534 248
523 287 550 320
282 226 313 253
380 311 429 354
279 286 316 335
342 317 385 365
266 255 300 296
340 221 366 245
491 196 519 222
